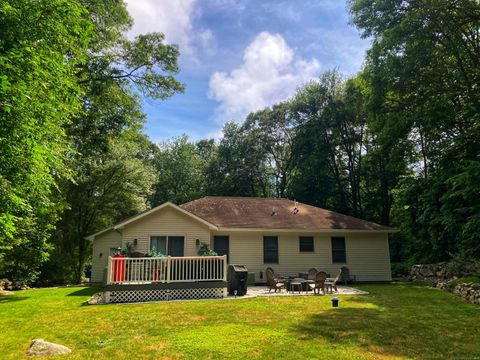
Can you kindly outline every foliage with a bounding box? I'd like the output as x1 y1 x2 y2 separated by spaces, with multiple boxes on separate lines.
349 0 480 261
197 243 217 256
445 252 480 278
43 0 183 283
121 242 135 257
47 134 156 283
0 0 92 281
243 102 296 198
205 122 274 197
390 262 411 277
2 0 479 284
149 247 166 257
150 135 212 206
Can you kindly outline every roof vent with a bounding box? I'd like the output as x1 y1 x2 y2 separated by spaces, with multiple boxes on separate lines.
293 200 299 214
271 207 277 216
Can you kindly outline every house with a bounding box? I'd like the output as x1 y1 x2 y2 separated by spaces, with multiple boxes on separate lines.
88 196 395 287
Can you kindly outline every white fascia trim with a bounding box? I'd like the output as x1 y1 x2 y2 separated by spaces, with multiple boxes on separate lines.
113 202 218 230
84 227 113 241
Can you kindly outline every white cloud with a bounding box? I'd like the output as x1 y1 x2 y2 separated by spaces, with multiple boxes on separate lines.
208 32 320 123
124 0 215 57
306 28 371 75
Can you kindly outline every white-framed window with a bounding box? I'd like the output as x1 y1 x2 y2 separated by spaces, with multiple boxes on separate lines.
150 235 184 256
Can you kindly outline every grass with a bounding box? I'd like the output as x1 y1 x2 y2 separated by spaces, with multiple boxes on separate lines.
450 276 480 286
1 283 479 359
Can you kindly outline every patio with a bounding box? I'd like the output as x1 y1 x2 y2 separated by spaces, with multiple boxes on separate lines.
225 285 368 300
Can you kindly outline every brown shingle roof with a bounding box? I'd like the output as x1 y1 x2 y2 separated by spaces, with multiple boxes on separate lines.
180 197 395 231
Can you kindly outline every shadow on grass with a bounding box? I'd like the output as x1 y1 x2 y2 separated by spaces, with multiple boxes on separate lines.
292 304 422 358
0 295 29 303
290 286 480 359
67 286 101 297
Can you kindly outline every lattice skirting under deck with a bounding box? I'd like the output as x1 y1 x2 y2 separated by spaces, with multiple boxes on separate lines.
105 287 226 303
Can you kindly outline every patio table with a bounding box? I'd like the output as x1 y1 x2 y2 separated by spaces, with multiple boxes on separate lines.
285 277 310 292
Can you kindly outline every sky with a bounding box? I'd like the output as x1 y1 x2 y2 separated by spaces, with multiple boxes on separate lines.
124 0 371 142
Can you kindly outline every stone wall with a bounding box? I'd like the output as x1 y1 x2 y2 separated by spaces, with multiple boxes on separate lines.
408 262 480 305
408 263 449 285
452 283 480 305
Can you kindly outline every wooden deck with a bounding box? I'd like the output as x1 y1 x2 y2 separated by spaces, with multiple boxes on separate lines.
104 255 228 303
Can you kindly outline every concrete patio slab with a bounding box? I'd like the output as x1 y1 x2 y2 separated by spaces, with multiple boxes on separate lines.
225 285 368 299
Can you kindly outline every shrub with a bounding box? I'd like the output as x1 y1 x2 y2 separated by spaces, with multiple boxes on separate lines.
197 243 217 256
391 262 411 277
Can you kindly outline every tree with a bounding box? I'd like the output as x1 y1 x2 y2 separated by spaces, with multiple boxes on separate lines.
289 72 367 216
205 122 273 197
48 0 185 283
349 0 480 261
150 135 211 206
0 0 92 281
48 133 156 283
243 102 296 198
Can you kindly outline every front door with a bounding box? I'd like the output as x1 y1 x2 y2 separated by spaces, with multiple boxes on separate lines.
168 236 184 257
213 236 229 260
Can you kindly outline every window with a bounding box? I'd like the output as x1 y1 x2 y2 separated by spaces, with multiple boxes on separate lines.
150 236 184 256
299 236 314 252
150 236 167 254
263 236 278 263
331 237 346 263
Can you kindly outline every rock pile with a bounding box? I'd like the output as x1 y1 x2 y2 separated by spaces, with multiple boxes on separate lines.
0 278 12 291
408 263 449 285
86 292 105 305
453 283 480 305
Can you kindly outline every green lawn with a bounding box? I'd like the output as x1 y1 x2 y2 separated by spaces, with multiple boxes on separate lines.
1 283 479 359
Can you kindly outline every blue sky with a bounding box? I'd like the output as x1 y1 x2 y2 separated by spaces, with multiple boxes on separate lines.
125 0 370 142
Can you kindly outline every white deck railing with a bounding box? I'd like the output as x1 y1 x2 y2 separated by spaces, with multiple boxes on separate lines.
107 255 227 285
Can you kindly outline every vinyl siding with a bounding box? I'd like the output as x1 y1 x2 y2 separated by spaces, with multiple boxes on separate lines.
214 231 391 282
122 207 211 256
91 229 122 283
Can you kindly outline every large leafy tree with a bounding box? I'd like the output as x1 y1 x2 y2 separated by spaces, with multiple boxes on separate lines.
288 72 368 216
0 0 92 281
49 0 185 282
150 135 213 206
205 122 273 197
243 103 296 198
48 133 156 283
349 0 480 261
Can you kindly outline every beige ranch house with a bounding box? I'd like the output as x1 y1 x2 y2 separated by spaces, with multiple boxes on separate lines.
88 196 395 284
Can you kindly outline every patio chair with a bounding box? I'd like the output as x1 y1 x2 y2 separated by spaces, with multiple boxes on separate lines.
265 268 286 292
325 269 341 293
307 268 318 283
340 266 354 285
308 271 327 295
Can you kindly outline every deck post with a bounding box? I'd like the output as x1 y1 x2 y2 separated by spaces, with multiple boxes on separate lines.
107 256 112 285
166 256 171 283
223 255 227 282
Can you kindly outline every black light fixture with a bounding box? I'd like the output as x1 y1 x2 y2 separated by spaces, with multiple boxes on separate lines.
196 239 200 246
133 238 138 246
99 252 103 258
